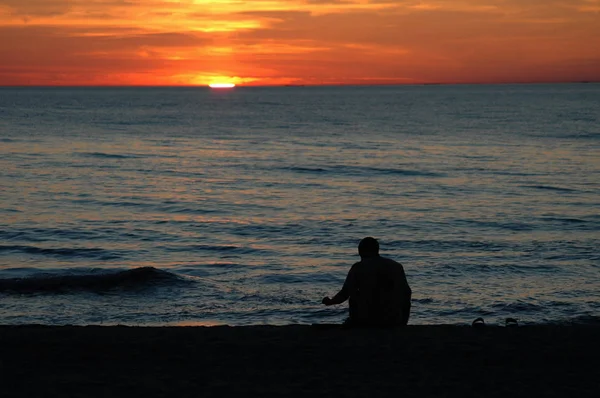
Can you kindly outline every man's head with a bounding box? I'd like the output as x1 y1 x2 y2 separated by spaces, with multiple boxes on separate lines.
358 237 379 258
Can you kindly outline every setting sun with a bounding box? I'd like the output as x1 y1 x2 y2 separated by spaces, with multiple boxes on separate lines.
209 83 236 89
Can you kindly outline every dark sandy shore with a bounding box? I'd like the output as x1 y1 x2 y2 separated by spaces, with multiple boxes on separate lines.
1 324 598 397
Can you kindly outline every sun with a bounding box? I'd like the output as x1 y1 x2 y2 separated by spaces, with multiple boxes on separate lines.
209 83 235 88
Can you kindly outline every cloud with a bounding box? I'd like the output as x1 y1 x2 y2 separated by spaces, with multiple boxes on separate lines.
0 0 72 16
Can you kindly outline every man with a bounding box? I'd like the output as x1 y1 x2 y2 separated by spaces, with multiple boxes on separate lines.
322 237 412 327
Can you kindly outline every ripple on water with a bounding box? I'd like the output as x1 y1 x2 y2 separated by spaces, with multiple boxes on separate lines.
0 244 122 260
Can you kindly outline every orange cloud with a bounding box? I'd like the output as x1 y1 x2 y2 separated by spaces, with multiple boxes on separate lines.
0 0 599 85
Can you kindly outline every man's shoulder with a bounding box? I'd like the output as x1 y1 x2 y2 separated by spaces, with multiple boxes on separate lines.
353 256 404 269
378 256 403 266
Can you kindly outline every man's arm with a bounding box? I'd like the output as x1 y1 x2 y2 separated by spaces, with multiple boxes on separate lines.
322 286 349 306
396 263 412 325
322 265 356 306
398 264 412 297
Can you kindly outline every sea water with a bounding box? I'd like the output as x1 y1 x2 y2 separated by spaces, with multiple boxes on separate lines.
1 85 599 326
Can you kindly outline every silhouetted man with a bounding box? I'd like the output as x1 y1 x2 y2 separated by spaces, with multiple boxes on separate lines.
322 237 412 327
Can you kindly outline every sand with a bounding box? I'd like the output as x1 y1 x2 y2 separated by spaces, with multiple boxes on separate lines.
1 324 598 397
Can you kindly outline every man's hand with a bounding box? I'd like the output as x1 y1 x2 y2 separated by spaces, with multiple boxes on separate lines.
322 296 333 306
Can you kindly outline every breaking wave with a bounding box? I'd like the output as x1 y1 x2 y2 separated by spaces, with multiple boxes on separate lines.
0 267 184 294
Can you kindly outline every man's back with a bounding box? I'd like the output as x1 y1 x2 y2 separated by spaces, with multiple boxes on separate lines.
321 237 412 327
347 256 412 326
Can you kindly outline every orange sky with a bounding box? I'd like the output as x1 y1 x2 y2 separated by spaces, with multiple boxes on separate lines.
1 0 599 86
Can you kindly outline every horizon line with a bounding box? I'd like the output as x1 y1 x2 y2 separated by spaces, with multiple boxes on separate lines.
0 81 598 89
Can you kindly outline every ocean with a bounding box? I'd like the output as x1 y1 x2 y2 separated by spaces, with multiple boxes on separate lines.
1 84 599 326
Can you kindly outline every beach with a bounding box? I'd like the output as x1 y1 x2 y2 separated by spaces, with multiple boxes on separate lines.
1 324 598 397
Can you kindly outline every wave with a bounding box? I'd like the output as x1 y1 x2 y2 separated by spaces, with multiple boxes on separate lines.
541 217 587 223
457 219 534 231
1 227 101 241
283 165 444 177
0 244 120 260
558 131 599 139
385 239 514 252
1 208 22 213
78 152 144 159
541 315 600 326
413 298 435 304
523 185 578 192
0 267 182 294
286 166 327 173
160 244 270 255
566 315 600 325
66 198 218 215
490 301 542 312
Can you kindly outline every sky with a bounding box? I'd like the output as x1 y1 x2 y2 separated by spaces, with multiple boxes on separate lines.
1 0 599 86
